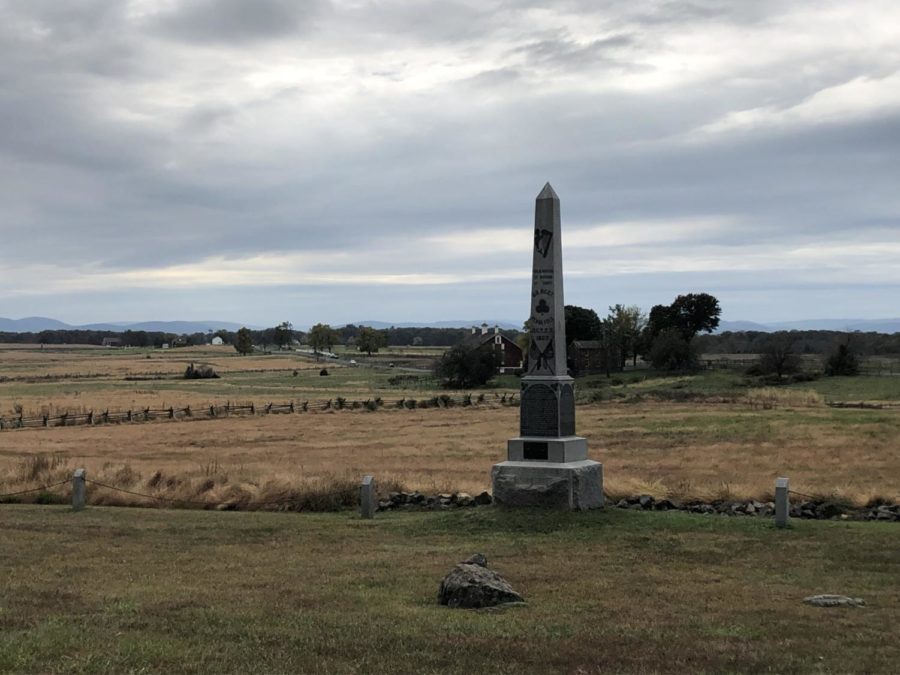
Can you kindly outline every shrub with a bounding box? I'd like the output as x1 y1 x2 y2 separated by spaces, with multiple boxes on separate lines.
434 345 496 388
649 329 697 370
183 363 219 379
825 343 860 376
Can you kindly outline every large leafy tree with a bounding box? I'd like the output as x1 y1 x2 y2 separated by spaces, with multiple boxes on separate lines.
357 326 387 356
434 345 496 388
234 327 254 355
308 323 339 354
670 293 721 340
644 293 721 370
272 321 294 350
606 304 647 368
564 305 602 342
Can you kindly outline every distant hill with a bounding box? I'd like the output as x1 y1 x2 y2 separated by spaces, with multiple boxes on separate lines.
767 318 900 333
3 315 899 335
716 318 900 334
352 319 521 330
0 316 72 332
0 317 254 333
716 320 774 333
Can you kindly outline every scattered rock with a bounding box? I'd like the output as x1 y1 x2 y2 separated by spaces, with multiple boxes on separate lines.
474 491 492 506
803 595 865 608
438 554 523 609
464 553 487 566
816 502 844 519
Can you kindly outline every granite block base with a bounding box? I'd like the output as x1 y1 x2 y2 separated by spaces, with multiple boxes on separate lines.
491 460 604 510
507 436 587 463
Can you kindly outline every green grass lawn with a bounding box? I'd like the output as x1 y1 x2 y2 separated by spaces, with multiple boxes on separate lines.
1 505 897 673
787 375 900 402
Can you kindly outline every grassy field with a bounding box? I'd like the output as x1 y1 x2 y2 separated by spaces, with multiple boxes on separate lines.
0 344 457 417
1 505 897 673
2 400 898 506
1 345 899 506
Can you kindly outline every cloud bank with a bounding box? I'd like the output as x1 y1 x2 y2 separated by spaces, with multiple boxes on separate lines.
1 0 898 325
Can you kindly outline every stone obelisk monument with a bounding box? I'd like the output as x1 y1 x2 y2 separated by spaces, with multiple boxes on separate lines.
491 183 604 509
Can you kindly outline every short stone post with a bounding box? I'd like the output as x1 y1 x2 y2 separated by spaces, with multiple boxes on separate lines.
72 469 87 511
360 475 376 519
775 476 789 528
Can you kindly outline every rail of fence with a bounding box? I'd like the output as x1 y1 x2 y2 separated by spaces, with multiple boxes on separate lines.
0 393 518 432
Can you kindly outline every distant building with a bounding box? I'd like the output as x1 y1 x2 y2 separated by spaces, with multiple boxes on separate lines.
101 337 121 347
569 340 621 377
211 336 224 346
161 343 170 349
462 325 523 374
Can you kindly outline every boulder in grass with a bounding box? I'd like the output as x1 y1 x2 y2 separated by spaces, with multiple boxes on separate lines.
438 554 523 609
803 595 865 608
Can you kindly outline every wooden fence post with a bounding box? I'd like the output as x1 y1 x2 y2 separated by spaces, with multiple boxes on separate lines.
72 469 87 511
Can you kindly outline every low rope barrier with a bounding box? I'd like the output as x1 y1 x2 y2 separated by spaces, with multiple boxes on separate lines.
789 489 818 500
0 479 69 499
84 479 335 508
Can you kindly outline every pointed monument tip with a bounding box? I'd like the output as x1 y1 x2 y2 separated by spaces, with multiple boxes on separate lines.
537 182 559 200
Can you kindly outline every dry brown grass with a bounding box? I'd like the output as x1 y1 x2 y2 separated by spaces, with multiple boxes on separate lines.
2 402 898 507
0 344 313 380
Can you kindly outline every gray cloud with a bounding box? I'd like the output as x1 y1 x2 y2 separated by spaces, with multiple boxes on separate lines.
0 0 898 324
151 0 326 44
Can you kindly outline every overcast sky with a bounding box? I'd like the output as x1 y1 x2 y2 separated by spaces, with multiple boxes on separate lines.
1 0 899 327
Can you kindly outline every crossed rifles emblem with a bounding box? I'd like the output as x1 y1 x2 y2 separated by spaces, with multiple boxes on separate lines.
529 338 555 374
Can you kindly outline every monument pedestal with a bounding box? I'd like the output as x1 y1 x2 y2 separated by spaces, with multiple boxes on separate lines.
491 459 603 510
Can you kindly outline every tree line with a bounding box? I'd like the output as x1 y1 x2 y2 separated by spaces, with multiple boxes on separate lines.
563 292 723 371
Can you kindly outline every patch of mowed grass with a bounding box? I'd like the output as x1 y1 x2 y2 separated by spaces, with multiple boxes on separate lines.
579 370 752 401
788 375 900 402
1 505 897 674
599 405 900 449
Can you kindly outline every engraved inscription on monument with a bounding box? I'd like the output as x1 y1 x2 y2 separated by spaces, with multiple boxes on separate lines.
559 385 575 436
520 384 559 437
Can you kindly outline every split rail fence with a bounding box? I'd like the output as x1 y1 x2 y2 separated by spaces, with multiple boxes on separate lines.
0 393 518 432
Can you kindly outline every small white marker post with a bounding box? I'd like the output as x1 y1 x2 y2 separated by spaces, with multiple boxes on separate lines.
72 468 87 511
775 476 789 528
360 475 376 519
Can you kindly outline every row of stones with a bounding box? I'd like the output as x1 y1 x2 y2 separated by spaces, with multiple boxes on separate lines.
616 494 900 521
378 491 493 510
376 490 900 521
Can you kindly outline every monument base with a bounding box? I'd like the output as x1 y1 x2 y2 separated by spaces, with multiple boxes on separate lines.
507 435 587 463
491 460 603 510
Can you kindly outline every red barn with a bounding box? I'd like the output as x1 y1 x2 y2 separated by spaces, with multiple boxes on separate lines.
462 325 523 374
